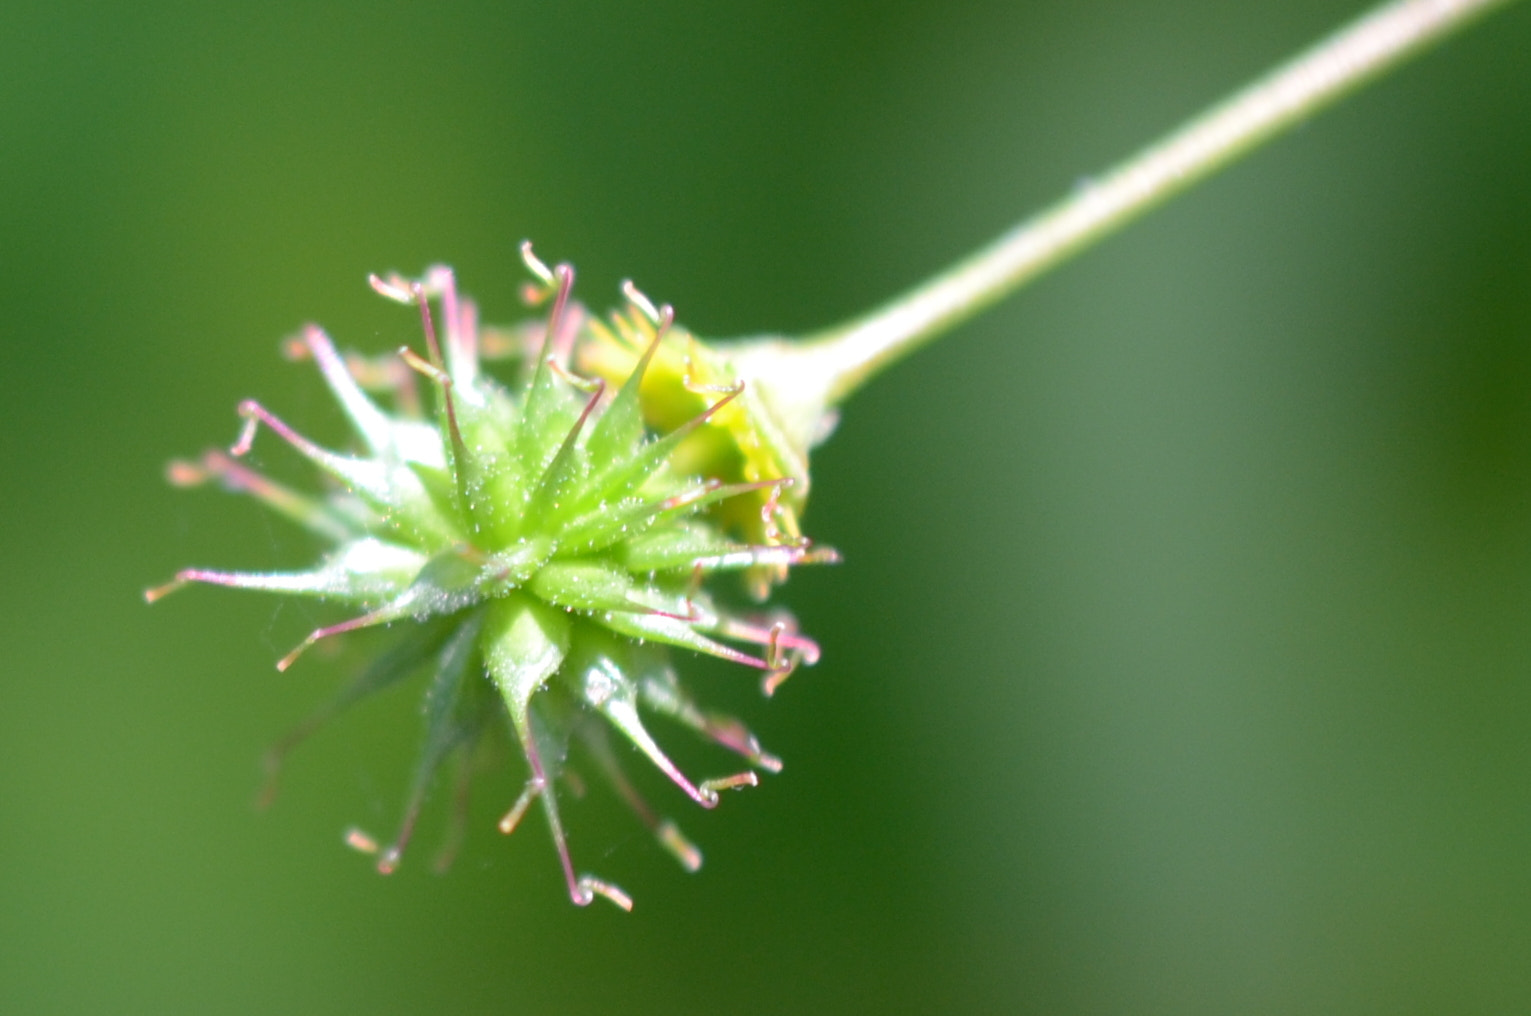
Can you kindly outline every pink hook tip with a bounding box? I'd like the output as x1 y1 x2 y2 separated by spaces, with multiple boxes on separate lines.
656 821 703 873
164 459 208 487
345 827 381 856
520 240 554 285
576 876 633 911
368 273 414 304
698 771 759 804
375 847 402 876
143 579 186 604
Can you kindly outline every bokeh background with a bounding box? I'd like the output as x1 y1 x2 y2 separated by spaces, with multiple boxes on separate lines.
4 0 1531 1012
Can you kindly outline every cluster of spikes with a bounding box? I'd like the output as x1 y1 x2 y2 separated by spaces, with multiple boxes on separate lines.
147 244 837 909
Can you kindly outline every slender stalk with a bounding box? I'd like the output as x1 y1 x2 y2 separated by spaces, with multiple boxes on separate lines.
801 0 1520 405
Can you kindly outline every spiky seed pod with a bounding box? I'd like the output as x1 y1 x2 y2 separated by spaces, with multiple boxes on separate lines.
148 247 837 909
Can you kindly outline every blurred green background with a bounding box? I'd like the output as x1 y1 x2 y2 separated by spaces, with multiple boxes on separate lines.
4 1 1530 1012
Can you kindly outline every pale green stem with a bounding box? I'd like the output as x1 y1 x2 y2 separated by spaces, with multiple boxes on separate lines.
800 0 1521 405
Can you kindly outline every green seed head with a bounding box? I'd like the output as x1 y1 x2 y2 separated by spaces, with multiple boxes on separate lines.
149 245 836 909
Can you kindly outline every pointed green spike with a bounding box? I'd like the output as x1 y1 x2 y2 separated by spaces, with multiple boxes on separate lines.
618 524 743 572
374 611 489 874
521 385 603 535
516 265 583 481
528 559 643 614
260 616 461 807
146 537 425 607
480 593 572 720
557 479 782 556
583 317 665 469
593 608 769 671
567 633 718 809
